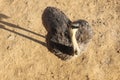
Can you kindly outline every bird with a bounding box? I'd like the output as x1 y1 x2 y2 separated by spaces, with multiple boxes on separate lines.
42 7 93 60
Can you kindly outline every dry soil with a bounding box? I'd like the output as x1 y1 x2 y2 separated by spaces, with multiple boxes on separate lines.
0 0 120 80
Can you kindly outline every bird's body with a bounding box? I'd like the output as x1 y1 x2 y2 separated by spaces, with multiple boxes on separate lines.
42 7 72 46
42 7 93 60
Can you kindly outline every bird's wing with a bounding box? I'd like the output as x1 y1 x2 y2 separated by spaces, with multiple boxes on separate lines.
42 7 72 46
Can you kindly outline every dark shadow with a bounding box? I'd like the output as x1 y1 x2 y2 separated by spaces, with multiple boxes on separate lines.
0 21 45 38
0 14 9 20
0 13 46 47
0 24 46 47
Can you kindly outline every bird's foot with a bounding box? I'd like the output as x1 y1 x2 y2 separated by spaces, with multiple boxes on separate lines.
74 47 80 55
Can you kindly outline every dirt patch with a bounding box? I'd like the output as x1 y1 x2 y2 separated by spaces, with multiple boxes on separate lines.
0 0 120 80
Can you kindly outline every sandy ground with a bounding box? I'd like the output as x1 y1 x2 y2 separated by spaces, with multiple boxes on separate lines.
0 0 120 80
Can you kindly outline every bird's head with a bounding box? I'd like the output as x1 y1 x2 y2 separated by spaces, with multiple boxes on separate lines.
68 20 90 55
70 19 90 29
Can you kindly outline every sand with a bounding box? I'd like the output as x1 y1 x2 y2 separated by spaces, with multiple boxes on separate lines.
0 0 120 80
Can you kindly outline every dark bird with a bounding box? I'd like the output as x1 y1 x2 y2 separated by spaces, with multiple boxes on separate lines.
42 7 93 60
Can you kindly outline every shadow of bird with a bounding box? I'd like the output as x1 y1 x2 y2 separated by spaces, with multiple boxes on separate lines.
0 13 46 48
0 13 10 20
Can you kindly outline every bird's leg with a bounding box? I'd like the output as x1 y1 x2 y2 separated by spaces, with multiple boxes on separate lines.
70 28 80 55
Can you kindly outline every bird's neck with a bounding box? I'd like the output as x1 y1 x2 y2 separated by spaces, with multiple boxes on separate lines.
70 28 80 55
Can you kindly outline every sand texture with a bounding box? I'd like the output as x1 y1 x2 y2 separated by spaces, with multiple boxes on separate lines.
0 0 120 80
